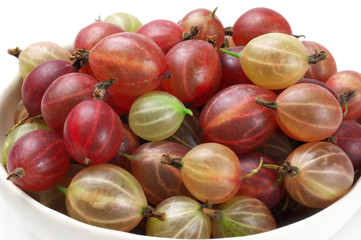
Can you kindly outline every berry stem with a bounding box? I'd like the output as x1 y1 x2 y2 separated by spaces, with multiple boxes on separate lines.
7 167 25 181
93 79 117 101
308 49 328 64
5 114 31 136
209 7 218 18
8 47 22 58
56 184 67 194
70 49 90 70
142 205 165 221
182 26 199 40
219 48 241 59
183 108 193 116
201 208 222 220
255 97 278 110
242 157 264 179
160 153 183 169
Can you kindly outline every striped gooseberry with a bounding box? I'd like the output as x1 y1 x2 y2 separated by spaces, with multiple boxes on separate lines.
63 98 123 165
6 130 71 192
329 120 361 170
205 196 276 237
8 42 71 80
21 59 77 116
220 33 327 90
41 72 101 135
128 91 193 141
72 32 170 98
302 41 337 83
136 19 187 54
326 70 361 120
161 142 242 204
161 39 222 105
65 164 164 231
2 122 51 165
129 141 193 206
232 7 292 46
256 83 343 142
104 12 142 32
146 196 211 238
199 84 277 154
178 7 225 49
283 142 354 208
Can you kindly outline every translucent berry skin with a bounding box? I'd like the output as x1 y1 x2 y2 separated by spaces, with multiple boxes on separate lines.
237 152 285 209
104 12 142 32
275 83 343 142
232 7 292 46
136 19 186 54
199 84 277 154
181 142 242 204
41 73 100 135
6 130 71 192
63 99 123 165
65 164 147 232
162 40 222 104
331 120 361 170
285 142 354 208
74 21 125 51
131 141 193 206
88 32 169 98
18 41 71 80
302 41 337 83
21 59 77 116
129 91 192 141
179 8 225 49
146 196 211 239
326 70 361 120
211 196 276 238
240 33 308 90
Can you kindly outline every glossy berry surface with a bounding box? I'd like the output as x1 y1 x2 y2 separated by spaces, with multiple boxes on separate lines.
146 196 211 238
6 130 70 192
211 196 276 237
136 19 186 54
331 120 361 170
274 83 342 142
162 40 222 104
232 7 292 46
88 32 169 98
21 59 77 116
326 70 361 120
63 99 123 165
129 91 192 141
66 163 147 231
181 142 242 204
131 141 193 206
240 33 308 90
179 8 225 49
41 72 100 135
284 142 354 208
199 84 277 154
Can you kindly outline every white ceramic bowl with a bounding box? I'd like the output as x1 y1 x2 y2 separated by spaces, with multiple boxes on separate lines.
0 74 361 240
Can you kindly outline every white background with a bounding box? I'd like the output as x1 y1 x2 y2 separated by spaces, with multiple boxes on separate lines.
0 0 361 239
